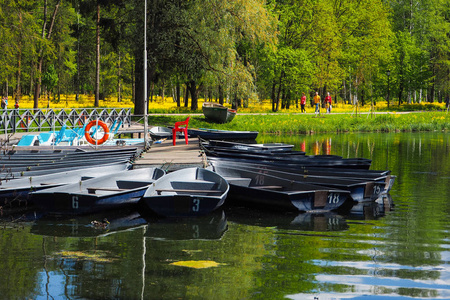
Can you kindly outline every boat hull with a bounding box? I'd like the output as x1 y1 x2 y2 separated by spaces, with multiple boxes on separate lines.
0 163 130 206
33 188 147 215
31 167 165 215
211 162 386 202
213 167 351 212
188 129 258 140
140 167 229 217
202 102 236 123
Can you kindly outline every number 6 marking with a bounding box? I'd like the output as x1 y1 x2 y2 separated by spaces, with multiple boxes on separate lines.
72 196 79 209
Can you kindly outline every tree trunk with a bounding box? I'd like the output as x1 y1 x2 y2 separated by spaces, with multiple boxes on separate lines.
33 0 60 109
134 49 144 113
218 84 224 105
271 81 276 112
117 52 121 102
176 81 180 107
161 79 165 102
275 82 282 112
281 86 286 109
16 46 21 103
95 3 100 107
184 83 189 107
188 80 198 111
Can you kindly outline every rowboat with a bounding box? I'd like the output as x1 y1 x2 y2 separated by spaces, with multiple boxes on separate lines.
202 102 236 123
140 167 229 217
188 129 258 140
203 145 372 169
31 167 166 215
210 161 387 202
149 126 174 140
0 147 140 179
0 163 130 207
201 139 295 153
207 156 395 193
209 166 352 212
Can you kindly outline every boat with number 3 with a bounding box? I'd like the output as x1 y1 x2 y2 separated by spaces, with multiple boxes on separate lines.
139 167 229 217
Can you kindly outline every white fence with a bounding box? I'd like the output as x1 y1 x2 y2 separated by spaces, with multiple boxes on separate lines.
0 108 132 134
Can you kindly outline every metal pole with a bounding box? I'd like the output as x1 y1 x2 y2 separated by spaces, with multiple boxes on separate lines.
143 0 149 147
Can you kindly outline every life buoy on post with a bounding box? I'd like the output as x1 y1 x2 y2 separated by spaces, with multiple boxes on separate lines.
84 120 109 145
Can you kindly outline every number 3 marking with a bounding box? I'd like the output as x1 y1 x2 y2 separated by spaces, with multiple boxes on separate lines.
192 199 200 212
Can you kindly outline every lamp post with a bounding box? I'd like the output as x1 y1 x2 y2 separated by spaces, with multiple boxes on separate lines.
143 0 149 147
387 70 390 108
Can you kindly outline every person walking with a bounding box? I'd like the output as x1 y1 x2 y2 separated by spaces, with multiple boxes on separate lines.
325 92 332 113
313 92 321 114
1 97 8 110
300 92 306 113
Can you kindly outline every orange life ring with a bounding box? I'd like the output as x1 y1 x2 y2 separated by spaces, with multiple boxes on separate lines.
84 120 109 145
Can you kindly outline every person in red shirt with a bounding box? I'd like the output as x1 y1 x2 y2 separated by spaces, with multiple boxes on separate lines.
325 92 332 113
300 92 306 113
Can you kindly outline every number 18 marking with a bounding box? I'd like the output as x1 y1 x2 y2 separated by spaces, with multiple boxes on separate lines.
327 193 340 204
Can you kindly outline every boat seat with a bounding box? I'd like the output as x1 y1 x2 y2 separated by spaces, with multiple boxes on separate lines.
116 180 153 189
155 189 222 195
170 180 217 190
87 187 127 194
252 185 284 190
225 177 252 187
172 116 190 145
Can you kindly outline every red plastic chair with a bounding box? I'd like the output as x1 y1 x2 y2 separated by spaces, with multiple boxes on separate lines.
172 116 190 145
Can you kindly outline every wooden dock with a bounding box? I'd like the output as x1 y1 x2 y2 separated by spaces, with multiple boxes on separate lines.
132 137 205 171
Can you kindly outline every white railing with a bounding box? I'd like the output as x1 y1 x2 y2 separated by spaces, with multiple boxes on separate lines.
0 108 132 134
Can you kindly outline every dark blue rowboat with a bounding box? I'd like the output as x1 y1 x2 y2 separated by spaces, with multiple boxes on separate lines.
31 167 165 215
188 129 258 140
210 166 352 212
0 163 131 207
140 167 229 217
210 162 387 202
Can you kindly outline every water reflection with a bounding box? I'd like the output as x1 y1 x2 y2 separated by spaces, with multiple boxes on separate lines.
0 132 448 299
226 207 349 232
144 210 228 241
346 194 394 220
30 208 148 237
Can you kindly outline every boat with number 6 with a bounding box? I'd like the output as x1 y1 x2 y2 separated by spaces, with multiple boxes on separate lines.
31 167 165 215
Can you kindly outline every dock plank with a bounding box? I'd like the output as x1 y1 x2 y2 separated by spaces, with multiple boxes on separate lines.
133 137 205 171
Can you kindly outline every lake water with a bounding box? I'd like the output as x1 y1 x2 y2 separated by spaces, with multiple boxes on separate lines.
0 132 449 300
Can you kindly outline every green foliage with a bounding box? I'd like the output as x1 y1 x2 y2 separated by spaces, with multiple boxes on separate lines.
1 0 450 113
144 112 450 135
42 64 58 91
